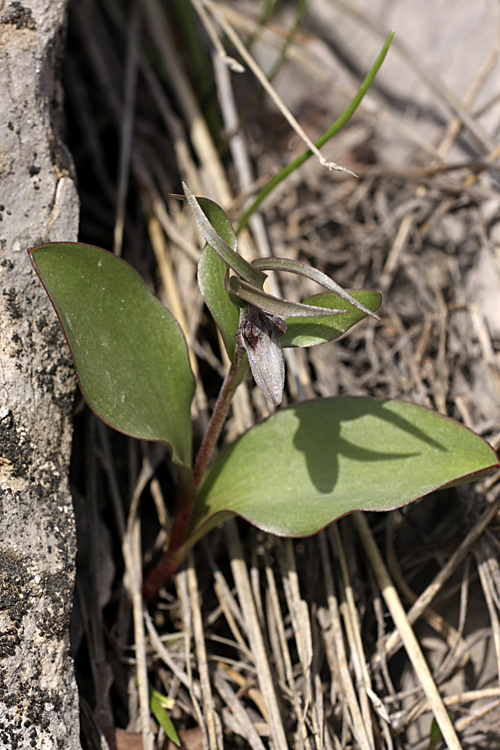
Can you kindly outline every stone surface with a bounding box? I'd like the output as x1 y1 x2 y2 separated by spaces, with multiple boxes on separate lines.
309 0 500 164
0 0 81 747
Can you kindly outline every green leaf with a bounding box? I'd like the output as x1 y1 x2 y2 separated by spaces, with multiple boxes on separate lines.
197 245 240 362
150 688 180 746
428 717 444 750
183 183 266 288
193 398 499 537
281 290 382 347
29 242 195 467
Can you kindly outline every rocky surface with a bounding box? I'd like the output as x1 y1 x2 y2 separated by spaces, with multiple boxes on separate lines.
0 1 81 747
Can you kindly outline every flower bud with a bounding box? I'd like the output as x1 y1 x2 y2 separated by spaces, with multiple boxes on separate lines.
236 307 287 405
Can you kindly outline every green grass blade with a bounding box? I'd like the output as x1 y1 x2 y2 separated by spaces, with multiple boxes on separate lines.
236 31 395 234
150 687 180 746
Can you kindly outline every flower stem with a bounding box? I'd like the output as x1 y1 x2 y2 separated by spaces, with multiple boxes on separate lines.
193 348 247 487
143 352 247 600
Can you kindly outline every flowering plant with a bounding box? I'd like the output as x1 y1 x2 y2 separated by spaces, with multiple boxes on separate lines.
29 184 499 599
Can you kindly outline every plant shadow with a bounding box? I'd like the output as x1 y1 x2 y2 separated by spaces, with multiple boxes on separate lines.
292 397 446 494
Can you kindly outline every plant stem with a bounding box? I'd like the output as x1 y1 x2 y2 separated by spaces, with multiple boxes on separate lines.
142 464 196 601
143 351 247 600
193 348 247 487
142 530 191 602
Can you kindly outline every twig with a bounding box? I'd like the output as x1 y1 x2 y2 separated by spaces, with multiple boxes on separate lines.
225 521 289 749
214 669 267 750
126 463 156 750
187 555 223 748
204 0 356 175
191 0 245 72
354 512 462 750
141 0 232 205
383 493 500 658
236 30 394 233
331 524 375 747
318 531 373 750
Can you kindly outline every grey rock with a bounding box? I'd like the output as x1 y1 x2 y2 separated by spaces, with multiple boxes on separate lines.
0 0 81 747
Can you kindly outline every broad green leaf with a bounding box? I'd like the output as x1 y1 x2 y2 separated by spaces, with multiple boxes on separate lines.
183 183 266 288
193 398 499 538
281 290 382 347
197 244 240 362
29 242 195 467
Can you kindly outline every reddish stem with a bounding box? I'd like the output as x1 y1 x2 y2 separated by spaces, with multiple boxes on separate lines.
143 351 247 600
142 464 195 602
192 349 246 487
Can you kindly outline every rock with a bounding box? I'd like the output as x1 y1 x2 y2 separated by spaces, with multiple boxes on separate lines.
0 1 81 747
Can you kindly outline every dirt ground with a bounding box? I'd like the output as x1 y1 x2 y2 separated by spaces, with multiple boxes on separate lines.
64 1 500 748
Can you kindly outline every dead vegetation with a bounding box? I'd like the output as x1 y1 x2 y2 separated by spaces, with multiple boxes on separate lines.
65 1 500 748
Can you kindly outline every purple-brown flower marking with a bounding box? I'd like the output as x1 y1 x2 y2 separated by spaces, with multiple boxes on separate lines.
236 307 287 405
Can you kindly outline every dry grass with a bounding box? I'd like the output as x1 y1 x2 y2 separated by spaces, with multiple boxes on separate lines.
65 1 500 748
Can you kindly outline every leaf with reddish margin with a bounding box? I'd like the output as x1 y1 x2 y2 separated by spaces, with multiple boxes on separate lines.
29 242 195 467
191 397 500 538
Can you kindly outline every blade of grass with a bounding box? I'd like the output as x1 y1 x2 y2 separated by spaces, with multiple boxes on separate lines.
265 0 307 84
208 0 355 176
236 30 394 234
